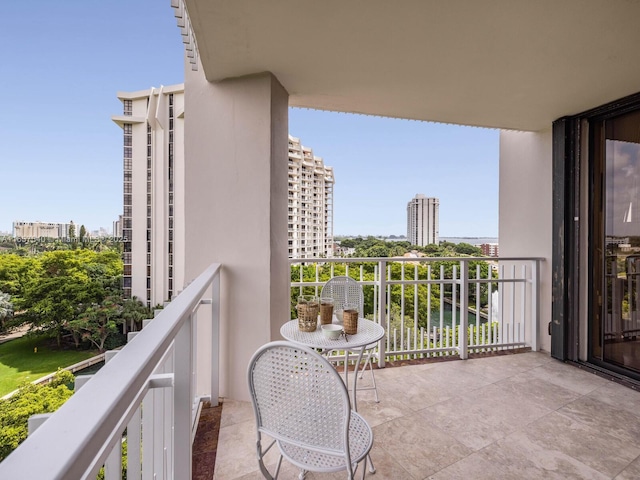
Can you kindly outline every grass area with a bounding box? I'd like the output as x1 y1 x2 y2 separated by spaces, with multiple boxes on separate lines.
0 334 96 396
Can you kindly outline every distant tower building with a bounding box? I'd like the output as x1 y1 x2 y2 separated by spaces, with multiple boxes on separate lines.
112 84 185 306
12 221 74 239
407 194 439 246
287 135 334 258
113 215 123 238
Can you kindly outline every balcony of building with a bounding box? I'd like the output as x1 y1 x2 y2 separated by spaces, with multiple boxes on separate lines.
213 350 640 479
2 257 639 479
3 0 640 477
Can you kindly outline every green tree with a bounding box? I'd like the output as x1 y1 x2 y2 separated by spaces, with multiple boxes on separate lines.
121 296 153 332
20 250 123 346
79 225 87 243
454 242 483 256
0 370 74 461
365 245 389 257
339 238 356 248
0 292 13 331
0 253 38 297
68 297 123 352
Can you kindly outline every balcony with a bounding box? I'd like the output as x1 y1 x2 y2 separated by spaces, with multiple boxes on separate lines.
214 350 640 479
2 257 639 479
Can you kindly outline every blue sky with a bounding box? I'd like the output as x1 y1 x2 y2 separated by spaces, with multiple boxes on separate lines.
0 1 498 238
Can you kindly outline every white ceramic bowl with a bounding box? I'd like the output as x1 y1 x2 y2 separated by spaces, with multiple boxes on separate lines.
321 324 343 340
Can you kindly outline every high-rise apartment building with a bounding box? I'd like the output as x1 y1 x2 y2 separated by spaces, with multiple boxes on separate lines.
407 194 439 246
287 135 334 258
112 84 185 306
12 221 75 239
112 85 333 304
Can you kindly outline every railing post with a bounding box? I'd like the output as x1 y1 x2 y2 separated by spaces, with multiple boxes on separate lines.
531 259 540 351
173 315 193 479
211 273 220 406
378 259 387 368
103 351 122 480
459 260 469 359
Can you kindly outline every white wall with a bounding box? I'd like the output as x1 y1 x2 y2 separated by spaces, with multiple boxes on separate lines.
499 129 553 352
184 67 289 401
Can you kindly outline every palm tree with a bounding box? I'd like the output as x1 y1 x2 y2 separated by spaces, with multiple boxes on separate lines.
121 296 152 333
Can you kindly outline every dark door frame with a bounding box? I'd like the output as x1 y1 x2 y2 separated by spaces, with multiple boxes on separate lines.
552 92 640 371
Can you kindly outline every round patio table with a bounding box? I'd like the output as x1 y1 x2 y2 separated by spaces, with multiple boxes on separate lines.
280 317 385 411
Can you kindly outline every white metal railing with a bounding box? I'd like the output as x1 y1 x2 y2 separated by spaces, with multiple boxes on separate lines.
290 257 542 366
0 263 221 480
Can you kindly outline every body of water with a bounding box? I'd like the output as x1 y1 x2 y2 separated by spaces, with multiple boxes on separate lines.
440 237 498 245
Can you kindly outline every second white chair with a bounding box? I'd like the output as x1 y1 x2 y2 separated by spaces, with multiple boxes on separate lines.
321 276 380 403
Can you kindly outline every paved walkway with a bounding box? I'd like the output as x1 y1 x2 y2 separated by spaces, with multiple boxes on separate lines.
0 325 29 344
212 351 640 479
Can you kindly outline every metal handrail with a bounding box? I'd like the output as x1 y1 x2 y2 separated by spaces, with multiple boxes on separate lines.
0 263 221 480
290 256 543 363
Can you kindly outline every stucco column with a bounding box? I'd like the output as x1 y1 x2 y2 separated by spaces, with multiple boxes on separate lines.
499 129 552 352
184 68 289 401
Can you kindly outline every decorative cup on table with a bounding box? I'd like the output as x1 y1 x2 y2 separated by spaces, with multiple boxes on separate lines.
319 297 334 325
342 302 359 335
296 295 319 332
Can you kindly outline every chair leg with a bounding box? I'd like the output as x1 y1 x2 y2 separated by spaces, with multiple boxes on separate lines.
367 453 376 474
357 350 379 403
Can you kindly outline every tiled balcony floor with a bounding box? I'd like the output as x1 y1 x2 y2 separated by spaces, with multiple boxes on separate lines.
212 351 640 479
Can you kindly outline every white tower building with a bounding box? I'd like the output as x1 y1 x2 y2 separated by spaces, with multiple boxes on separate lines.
407 194 439 246
112 86 334 305
287 135 334 258
112 84 185 306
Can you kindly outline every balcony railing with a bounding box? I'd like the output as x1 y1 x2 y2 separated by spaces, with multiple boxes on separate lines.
290 256 542 367
0 263 221 480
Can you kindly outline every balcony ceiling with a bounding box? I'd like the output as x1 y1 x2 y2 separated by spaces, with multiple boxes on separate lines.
184 0 640 131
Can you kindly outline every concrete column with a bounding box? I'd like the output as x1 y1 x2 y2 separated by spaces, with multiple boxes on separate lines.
499 129 552 352
184 67 289 401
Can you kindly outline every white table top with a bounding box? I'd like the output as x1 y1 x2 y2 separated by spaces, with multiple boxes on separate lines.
280 318 385 350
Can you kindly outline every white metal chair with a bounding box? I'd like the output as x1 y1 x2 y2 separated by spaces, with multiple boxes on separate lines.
247 341 374 480
321 276 380 402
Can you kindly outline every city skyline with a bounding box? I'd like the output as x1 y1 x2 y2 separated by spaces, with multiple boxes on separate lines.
1 1 499 238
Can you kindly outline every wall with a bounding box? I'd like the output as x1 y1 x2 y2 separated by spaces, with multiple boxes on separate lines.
499 128 553 352
184 64 289 401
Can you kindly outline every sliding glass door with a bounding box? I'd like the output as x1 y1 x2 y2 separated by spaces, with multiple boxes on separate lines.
591 109 640 375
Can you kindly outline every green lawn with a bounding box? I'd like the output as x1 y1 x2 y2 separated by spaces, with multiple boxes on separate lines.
0 334 96 396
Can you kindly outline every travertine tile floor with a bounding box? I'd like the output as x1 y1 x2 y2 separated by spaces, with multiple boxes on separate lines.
212 352 640 479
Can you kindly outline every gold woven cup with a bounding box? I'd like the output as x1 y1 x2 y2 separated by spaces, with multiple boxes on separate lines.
296 295 319 332
319 297 334 325
342 304 359 335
